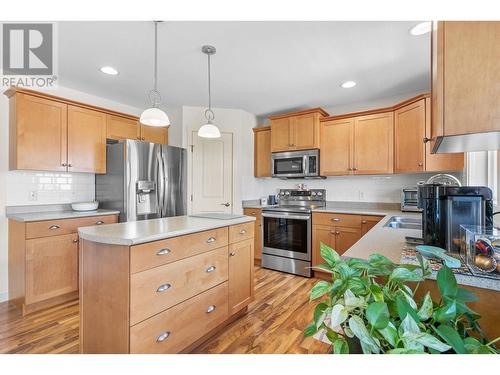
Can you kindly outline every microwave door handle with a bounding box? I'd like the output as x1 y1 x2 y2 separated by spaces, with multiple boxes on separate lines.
303 155 308 176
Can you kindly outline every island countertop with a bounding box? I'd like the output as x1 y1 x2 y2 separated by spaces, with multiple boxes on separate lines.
78 215 256 246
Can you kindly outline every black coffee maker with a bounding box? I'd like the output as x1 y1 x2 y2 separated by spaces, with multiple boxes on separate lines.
418 184 493 253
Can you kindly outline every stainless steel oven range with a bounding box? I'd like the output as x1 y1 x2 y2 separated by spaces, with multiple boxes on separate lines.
262 189 326 277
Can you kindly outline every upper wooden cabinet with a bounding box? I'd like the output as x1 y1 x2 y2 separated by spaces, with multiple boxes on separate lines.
67 106 107 173
269 108 328 152
106 114 139 141
140 124 168 144
9 93 68 172
253 127 271 177
394 96 464 173
431 21 500 152
320 111 393 176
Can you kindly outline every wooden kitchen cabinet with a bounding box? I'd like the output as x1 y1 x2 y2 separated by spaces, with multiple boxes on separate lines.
140 124 168 144
8 214 118 315
228 238 254 316
106 114 140 141
67 105 107 173
335 227 362 253
320 118 353 176
8 92 68 172
353 112 394 175
394 96 464 173
269 108 328 152
25 233 79 305
243 208 263 263
361 215 384 236
253 127 271 177
431 21 500 147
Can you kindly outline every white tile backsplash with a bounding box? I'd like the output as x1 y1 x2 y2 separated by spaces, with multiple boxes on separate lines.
5 171 95 206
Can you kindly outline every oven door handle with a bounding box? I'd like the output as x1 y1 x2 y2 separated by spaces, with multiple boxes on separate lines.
262 213 311 221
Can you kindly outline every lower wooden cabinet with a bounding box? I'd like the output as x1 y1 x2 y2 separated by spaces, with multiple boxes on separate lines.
8 214 118 315
243 208 263 262
312 212 384 278
229 238 254 315
80 223 255 353
25 233 79 304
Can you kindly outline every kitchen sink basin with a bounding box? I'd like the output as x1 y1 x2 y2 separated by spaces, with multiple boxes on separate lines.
384 216 422 230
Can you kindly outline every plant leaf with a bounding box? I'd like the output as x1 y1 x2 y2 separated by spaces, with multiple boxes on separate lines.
313 263 334 273
310 280 332 300
369 284 384 302
304 322 317 337
395 294 420 323
398 289 418 310
399 315 423 351
455 287 479 302
320 242 340 267
406 332 451 352
377 322 398 347
437 265 457 298
324 325 339 344
344 289 366 309
389 267 423 283
333 338 349 354
330 278 344 296
417 253 432 277
343 326 354 338
348 316 380 354
367 253 396 267
434 324 466 353
434 301 457 323
417 292 433 321
313 302 328 328
464 337 482 353
386 348 425 354
366 301 390 330
330 304 349 328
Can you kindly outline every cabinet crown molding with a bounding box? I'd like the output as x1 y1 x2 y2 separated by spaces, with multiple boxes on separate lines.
268 107 329 120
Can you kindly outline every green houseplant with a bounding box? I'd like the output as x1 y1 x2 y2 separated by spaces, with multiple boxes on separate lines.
304 243 499 354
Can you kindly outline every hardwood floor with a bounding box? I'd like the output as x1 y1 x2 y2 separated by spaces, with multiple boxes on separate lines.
0 267 330 354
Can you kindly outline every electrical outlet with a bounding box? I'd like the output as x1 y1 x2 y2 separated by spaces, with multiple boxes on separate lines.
29 191 37 201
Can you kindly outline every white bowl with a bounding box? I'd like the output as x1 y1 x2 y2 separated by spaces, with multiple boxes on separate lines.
71 201 99 211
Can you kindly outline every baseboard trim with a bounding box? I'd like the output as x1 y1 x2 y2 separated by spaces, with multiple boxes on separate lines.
0 291 9 303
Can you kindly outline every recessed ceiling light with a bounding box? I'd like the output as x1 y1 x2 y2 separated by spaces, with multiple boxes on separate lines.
340 81 357 89
410 22 431 36
99 66 119 75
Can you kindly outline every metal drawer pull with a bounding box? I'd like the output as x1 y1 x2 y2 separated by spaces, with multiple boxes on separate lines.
230 252 236 257
49 225 60 230
156 283 171 293
72 239 79 243
206 266 216 273
156 248 171 256
206 305 216 314
332 218 340 222
95 220 105 225
156 331 170 343
239 229 247 234
362 220 367 224
206 236 216 243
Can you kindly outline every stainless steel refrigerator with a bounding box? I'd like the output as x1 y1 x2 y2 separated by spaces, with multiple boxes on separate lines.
96 140 187 222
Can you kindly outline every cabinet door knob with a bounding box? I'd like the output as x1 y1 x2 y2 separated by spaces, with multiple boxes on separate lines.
67 164 72 167
206 305 216 314
49 225 60 230
418 162 423 167
332 218 340 222
239 229 247 235
352 167 358 171
156 331 171 343
72 239 79 243
61 163 67 167
206 236 216 243
206 265 216 273
156 283 171 293
142 137 145 140
423 137 430 143
230 252 236 257
336 231 340 235
362 220 367 224
156 248 171 256
95 220 105 225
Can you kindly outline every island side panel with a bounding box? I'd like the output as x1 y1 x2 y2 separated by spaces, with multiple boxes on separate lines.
80 239 130 353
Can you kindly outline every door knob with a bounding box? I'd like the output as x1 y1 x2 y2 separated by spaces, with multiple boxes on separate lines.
423 137 430 143
220 202 231 207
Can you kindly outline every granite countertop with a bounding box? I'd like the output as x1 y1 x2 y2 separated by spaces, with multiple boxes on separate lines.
78 215 256 246
312 207 405 216
7 209 121 222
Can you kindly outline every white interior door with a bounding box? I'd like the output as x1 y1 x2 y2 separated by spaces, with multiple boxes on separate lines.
191 132 233 214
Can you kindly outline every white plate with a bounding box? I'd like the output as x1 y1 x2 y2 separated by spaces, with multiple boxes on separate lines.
71 201 99 211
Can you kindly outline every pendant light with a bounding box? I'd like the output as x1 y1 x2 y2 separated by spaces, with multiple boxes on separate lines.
198 45 221 138
140 21 170 127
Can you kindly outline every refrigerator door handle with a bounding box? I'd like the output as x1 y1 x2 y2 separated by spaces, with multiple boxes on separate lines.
160 148 167 217
155 147 164 217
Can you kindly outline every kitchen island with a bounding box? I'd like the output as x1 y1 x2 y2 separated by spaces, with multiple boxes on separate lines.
78 215 255 353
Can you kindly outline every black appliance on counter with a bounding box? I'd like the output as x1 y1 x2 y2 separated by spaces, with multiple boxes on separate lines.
418 185 493 253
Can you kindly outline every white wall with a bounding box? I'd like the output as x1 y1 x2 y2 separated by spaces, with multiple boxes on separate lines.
180 106 259 215
0 85 146 302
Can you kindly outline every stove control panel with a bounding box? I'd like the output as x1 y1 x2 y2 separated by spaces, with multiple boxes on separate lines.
278 189 326 201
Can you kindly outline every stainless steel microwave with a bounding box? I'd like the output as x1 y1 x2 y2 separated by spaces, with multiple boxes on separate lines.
271 149 320 178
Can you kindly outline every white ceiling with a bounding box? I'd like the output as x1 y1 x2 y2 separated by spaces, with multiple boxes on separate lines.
57 21 430 117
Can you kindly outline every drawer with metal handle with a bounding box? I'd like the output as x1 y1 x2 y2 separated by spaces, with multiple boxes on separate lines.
130 227 229 274
130 281 229 354
312 212 362 228
25 214 118 239
130 246 229 325
228 222 254 244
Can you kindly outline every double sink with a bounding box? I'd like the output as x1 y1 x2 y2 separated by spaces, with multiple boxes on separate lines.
384 216 422 230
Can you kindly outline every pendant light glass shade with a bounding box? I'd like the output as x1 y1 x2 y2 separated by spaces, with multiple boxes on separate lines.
198 45 221 138
140 107 170 127
140 21 170 128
